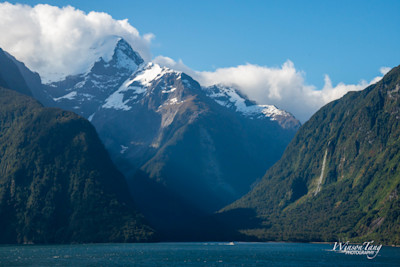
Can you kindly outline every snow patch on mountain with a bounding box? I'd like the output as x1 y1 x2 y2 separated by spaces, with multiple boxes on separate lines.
169 97 179 104
53 91 77 101
162 87 177 94
88 113 95 122
102 87 133 111
102 63 179 111
120 145 128 154
131 63 175 87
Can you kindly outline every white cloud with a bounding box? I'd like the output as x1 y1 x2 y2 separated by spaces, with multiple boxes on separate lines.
155 56 385 122
380 66 391 76
153 56 195 77
0 2 153 83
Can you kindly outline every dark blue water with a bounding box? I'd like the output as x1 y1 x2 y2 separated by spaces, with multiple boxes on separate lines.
0 242 399 266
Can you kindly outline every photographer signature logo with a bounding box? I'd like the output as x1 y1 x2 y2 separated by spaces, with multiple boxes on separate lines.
332 241 382 259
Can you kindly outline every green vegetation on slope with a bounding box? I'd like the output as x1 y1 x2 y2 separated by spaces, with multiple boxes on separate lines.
0 87 155 244
222 65 400 245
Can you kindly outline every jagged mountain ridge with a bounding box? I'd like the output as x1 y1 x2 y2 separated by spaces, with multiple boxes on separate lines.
42 38 299 129
220 65 400 245
203 85 300 129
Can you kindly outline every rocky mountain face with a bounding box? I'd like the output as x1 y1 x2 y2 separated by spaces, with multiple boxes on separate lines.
0 87 155 244
24 37 300 236
220 65 400 245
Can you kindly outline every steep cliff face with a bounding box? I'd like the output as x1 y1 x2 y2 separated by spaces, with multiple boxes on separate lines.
222 65 400 245
0 48 33 97
0 87 155 244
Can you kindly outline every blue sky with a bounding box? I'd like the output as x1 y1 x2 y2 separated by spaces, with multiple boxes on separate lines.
9 0 400 88
2 0 400 121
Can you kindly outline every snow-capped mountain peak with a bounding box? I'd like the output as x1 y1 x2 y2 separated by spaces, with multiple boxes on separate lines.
102 38 143 71
203 85 300 129
88 37 144 76
46 37 145 118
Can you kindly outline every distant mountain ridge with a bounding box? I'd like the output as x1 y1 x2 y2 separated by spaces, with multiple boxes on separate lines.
220 65 400 245
12 37 300 236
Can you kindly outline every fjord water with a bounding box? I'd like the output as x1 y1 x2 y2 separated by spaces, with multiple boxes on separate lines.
1 242 399 266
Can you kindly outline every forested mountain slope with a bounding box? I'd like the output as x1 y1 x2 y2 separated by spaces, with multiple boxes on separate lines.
222 65 400 245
